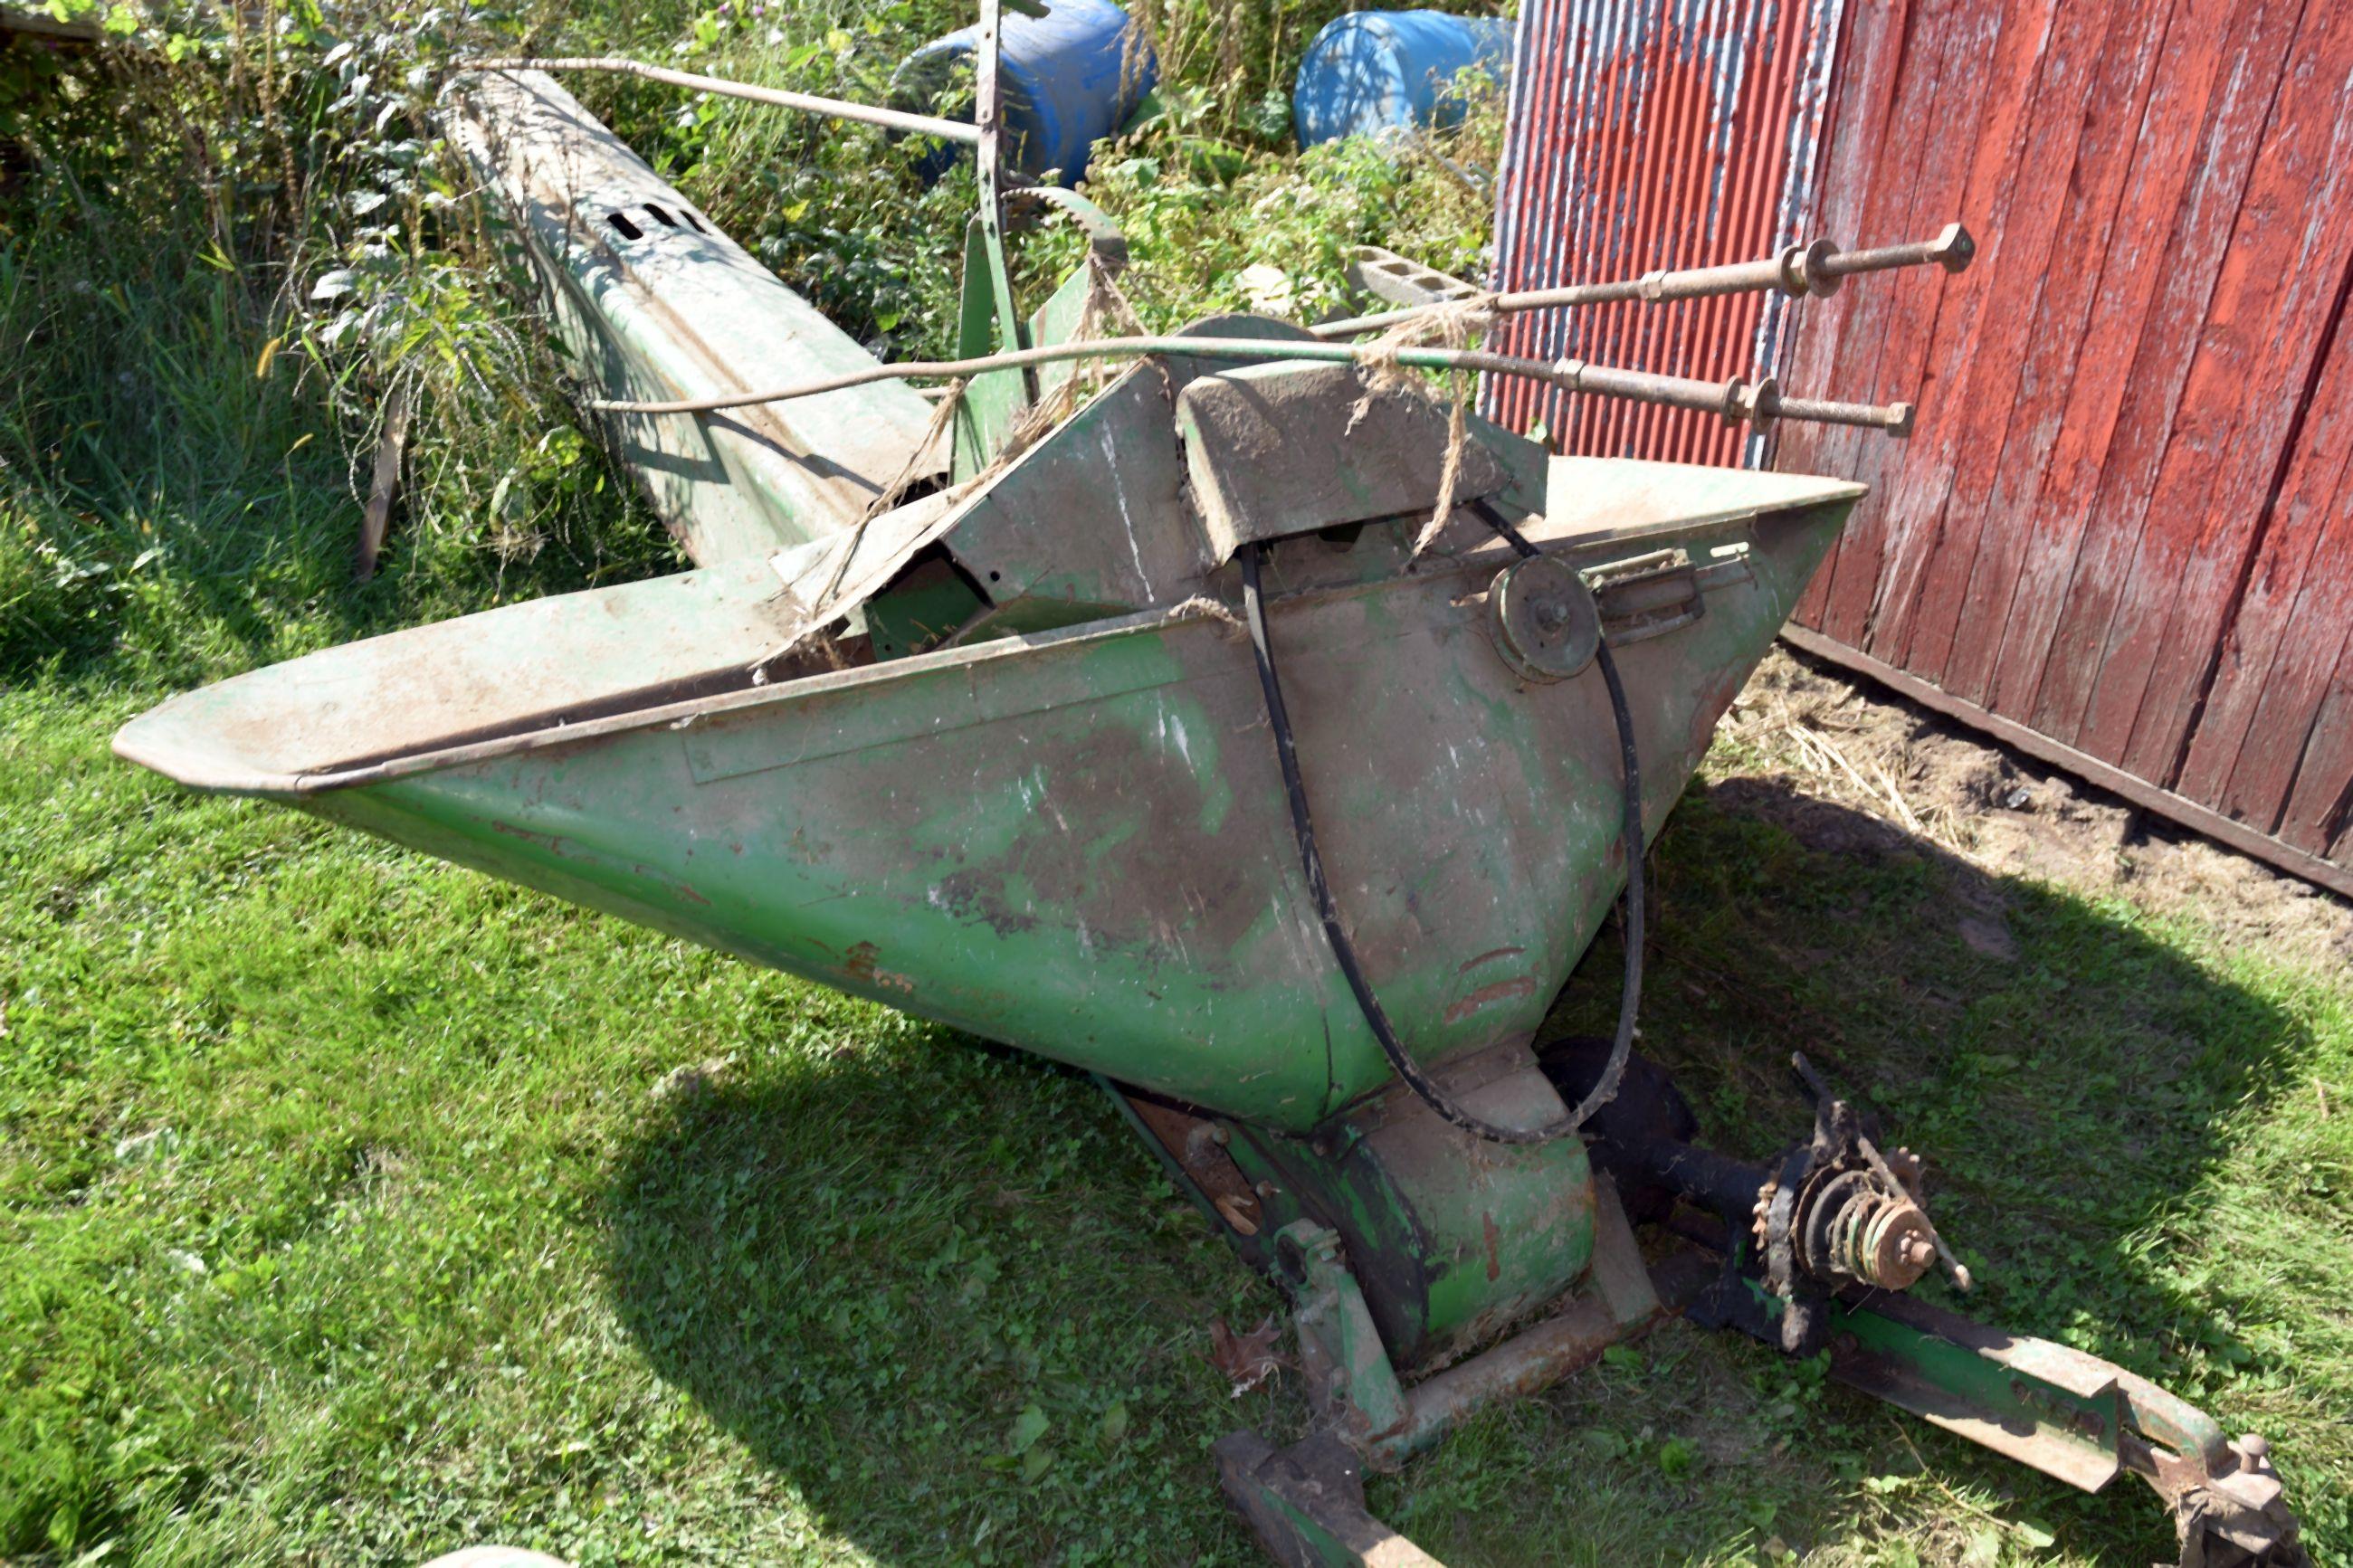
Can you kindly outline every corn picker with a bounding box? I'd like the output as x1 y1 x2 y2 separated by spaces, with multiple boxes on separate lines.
115 8 2304 1563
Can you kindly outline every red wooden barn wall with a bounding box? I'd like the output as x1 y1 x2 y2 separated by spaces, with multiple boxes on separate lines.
1490 0 2353 896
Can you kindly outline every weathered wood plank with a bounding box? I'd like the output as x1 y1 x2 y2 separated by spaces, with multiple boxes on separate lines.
2180 294 2353 826
1864 0 2077 676
2278 651 2353 855
1982 0 2248 718
1878 0 2119 680
2026 0 2306 755
2104 6 2353 780
1813 0 2005 649
1789 0 1920 627
1939 0 2175 705
2086 2 2353 771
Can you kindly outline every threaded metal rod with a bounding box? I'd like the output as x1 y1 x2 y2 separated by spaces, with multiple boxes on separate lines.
1310 223 1975 340
583 335 1913 432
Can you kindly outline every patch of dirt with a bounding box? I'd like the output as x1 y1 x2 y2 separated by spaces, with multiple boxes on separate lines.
1700 645 2353 966
651 1054 738 1106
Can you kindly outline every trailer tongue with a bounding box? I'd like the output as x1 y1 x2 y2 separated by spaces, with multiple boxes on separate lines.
114 14 2303 1564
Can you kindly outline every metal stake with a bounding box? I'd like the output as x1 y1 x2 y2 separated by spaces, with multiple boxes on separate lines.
971 0 1030 396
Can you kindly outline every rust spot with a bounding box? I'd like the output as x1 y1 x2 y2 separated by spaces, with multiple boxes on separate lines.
1444 976 1538 1024
1456 946 1526 974
1483 1210 1501 1283
488 820 570 853
840 941 913 993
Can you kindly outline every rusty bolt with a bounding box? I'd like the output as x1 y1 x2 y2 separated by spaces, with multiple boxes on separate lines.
1721 375 1779 429
1929 222 1976 272
1779 238 1841 297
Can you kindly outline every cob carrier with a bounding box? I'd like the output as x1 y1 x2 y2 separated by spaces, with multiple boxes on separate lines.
113 8 2305 1563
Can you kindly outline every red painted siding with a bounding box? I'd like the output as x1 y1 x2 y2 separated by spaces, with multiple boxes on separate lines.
1490 0 2353 894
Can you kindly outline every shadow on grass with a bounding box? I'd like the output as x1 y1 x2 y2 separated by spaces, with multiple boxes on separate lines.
598 781 2323 1565
598 1030 1279 1565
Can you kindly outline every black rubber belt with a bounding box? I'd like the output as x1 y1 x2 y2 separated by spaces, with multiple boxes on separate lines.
1237 523 1643 1146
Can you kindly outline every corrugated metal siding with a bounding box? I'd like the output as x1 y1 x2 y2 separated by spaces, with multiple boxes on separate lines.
1489 0 2353 897
1485 0 1845 464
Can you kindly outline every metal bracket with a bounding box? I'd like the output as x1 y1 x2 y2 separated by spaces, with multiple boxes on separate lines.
1213 1432 1441 1568
1222 1192 1666 1567
1586 546 1755 646
1279 1221 1410 1456
970 0 1024 366
1824 1293 2301 1566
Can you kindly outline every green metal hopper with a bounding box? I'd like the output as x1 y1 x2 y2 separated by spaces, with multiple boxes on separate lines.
113 20 2304 1565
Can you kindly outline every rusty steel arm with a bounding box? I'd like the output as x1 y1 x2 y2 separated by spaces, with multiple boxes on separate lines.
586 336 1914 432
458 56 983 144
1309 223 1976 339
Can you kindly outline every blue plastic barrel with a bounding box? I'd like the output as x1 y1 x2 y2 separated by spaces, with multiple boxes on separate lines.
890 0 1155 184
1293 10 1513 147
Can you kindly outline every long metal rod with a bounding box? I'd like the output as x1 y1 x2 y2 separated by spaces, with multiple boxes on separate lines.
1309 223 1975 340
459 57 982 144
970 0 1031 394
585 336 1914 432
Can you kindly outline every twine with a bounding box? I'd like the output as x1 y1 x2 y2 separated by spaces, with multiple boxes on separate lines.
1340 294 1496 556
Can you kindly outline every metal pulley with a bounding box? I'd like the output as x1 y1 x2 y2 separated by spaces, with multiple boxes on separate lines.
1490 554 1601 682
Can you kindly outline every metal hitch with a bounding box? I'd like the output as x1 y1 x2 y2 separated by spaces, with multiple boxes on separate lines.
1540 1039 2306 1568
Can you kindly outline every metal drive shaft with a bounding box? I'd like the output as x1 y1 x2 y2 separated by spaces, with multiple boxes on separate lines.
1310 223 1976 340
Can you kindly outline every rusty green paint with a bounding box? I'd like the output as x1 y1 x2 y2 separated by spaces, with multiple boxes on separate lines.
1832 1298 2126 1492
1828 1292 2243 1499
951 217 1035 480
117 443 1859 1136
1226 1049 1596 1370
862 557 985 659
114 368 1862 1479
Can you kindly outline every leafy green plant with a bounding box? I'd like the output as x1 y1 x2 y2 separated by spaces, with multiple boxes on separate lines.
1069 70 1500 329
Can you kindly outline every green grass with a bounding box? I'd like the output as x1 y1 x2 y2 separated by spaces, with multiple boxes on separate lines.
7 674 2348 1564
